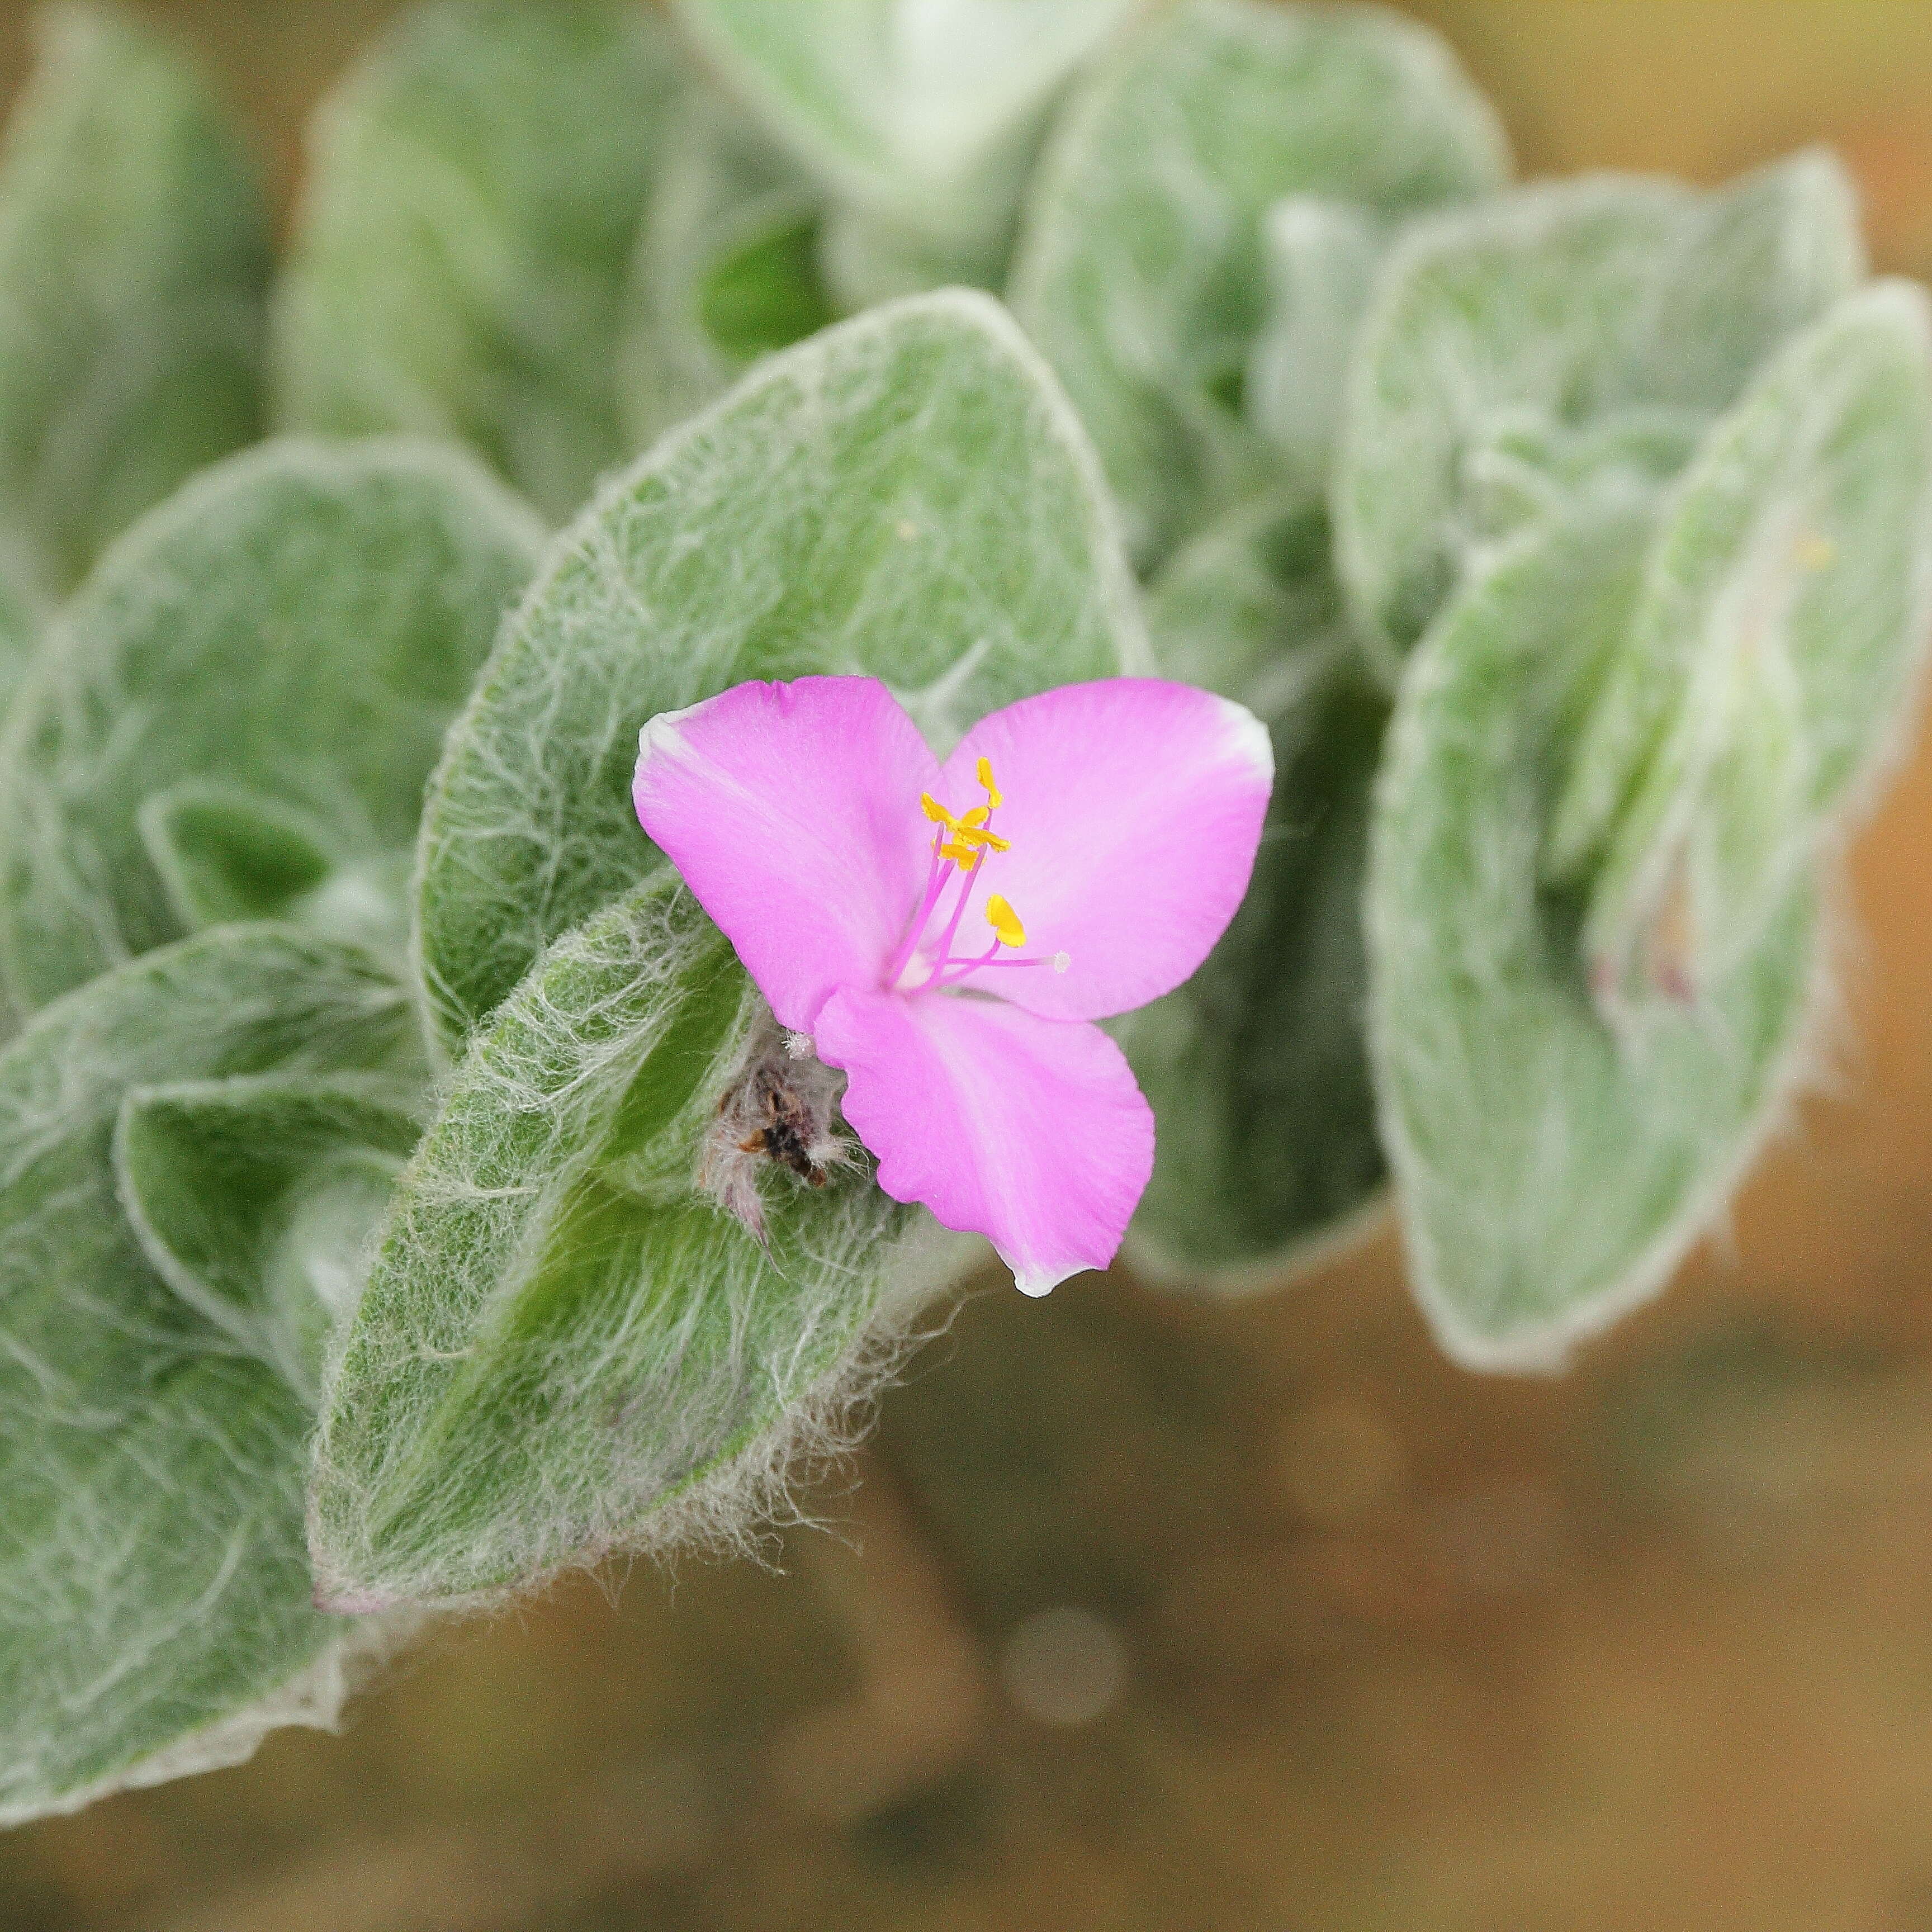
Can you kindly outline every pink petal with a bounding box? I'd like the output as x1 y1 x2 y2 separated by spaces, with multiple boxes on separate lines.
936 680 1272 1022
634 677 940 1031
814 986 1154 1296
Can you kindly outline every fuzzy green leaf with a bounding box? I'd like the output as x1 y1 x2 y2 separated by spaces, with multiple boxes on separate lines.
1012 0 1508 571
0 557 43 724
1123 499 1386 1285
137 784 339 932
617 87 833 451
1334 153 1864 666
0 927 421 1825
416 288 1146 1049
1244 197 1383 494
0 3 269 596
312 877 966 1609
1367 508 1819 1368
1548 283 1932 1010
669 0 1135 298
273 0 686 523
116 1073 422 1401
0 437 544 1012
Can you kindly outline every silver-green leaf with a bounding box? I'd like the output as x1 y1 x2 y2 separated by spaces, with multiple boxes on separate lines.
1548 282 1932 1014
1244 197 1384 494
1367 508 1820 1368
0 926 420 1825
273 0 687 523
116 1072 422 1403
0 437 544 1012
669 0 1135 302
416 288 1146 1050
1012 0 1508 570
311 877 968 1609
617 85 834 451
0 3 270 596
1333 153 1864 667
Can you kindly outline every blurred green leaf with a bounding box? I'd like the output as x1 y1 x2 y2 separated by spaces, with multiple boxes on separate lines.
0 926 420 1825
670 0 1135 303
0 3 269 595
0 437 544 1012
1334 153 1863 667
1367 508 1819 1367
1550 283 1932 1011
136 783 339 932
1125 499 1387 1283
1012 0 1508 571
0 556 44 727
618 86 832 451
1245 197 1383 494
274 0 686 523
116 1072 420 1401
417 289 1146 1049
312 877 961 1608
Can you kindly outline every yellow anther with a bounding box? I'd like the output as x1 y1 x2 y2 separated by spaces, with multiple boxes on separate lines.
940 841 981 869
976 756 1003 808
920 785 1008 858
986 894 1026 948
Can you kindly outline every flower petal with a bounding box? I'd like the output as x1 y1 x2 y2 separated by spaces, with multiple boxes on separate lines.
634 676 939 1031
937 679 1272 1021
814 986 1154 1296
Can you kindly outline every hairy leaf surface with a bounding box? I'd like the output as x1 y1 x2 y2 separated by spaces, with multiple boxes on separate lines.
314 878 964 1608
1012 0 1507 570
0 3 269 595
117 1074 421 1402
1367 510 1818 1368
1334 154 1863 665
417 289 1145 1048
1549 283 1932 1010
0 927 419 1824
274 0 686 522
0 438 544 1011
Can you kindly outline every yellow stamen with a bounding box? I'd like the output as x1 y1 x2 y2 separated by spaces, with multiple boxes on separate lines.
986 894 1026 948
940 841 981 868
922 793 1008 852
976 756 1003 809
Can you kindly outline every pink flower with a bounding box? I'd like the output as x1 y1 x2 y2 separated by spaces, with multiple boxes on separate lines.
633 675 1272 1295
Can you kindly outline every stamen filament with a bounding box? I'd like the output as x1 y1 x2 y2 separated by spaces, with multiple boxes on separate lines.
880 831 953 987
918 847 984 988
937 955 1063 969
932 943 1071 991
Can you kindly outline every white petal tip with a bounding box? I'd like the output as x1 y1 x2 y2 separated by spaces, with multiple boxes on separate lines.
1214 693 1275 788
634 703 699 769
1008 1258 1094 1298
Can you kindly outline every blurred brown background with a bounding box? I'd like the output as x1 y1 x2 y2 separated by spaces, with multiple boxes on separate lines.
9 5 1932 1929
